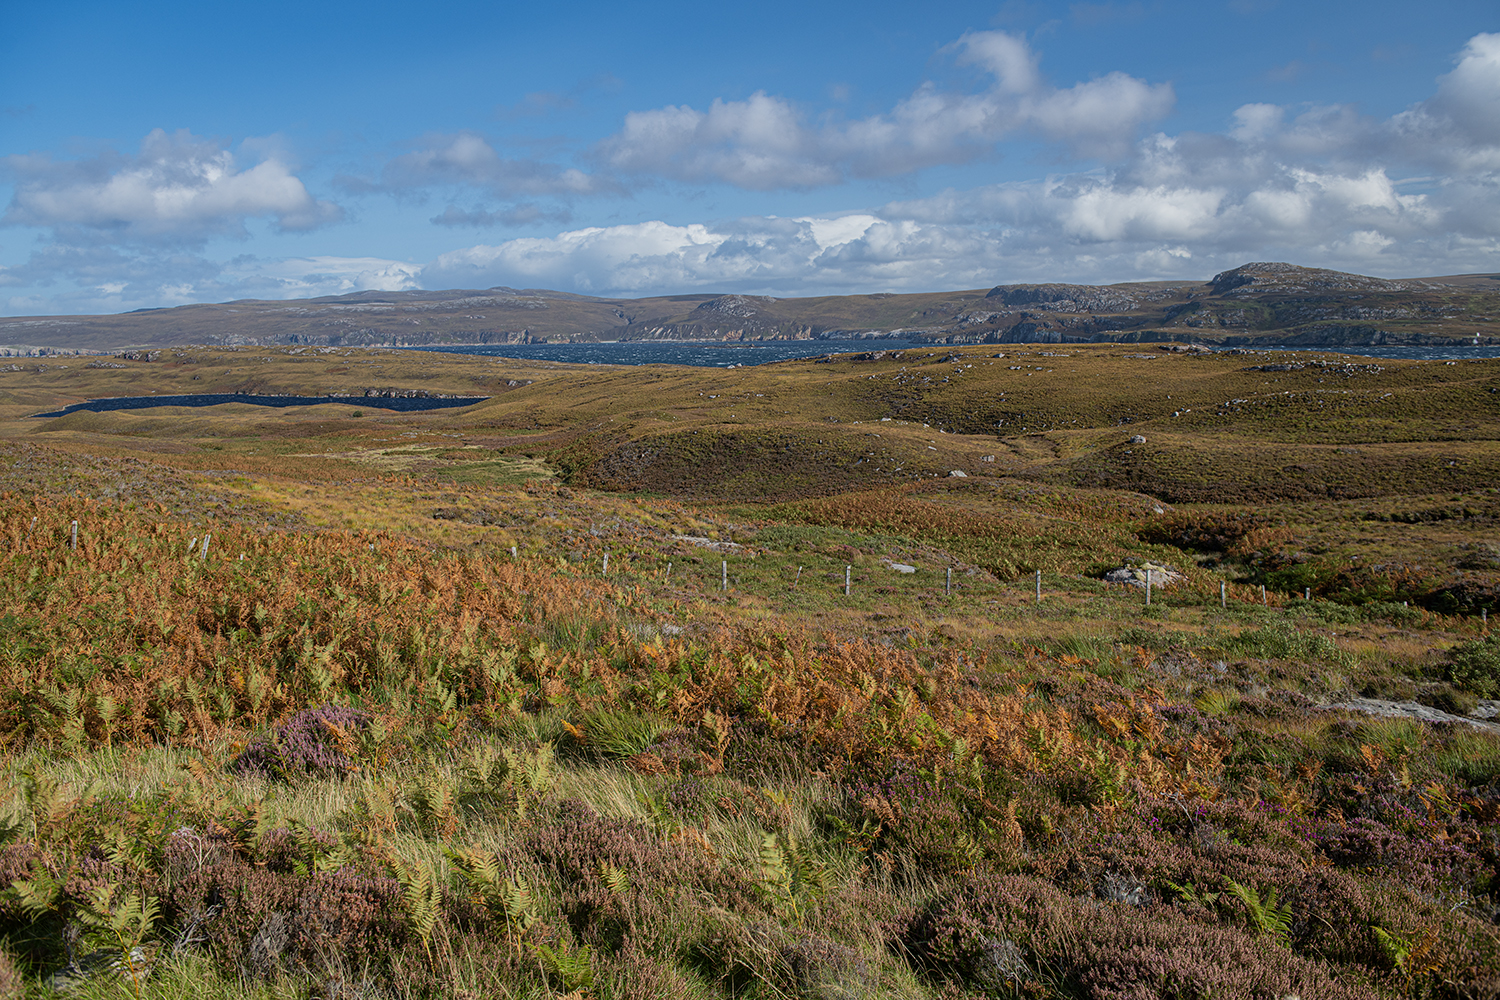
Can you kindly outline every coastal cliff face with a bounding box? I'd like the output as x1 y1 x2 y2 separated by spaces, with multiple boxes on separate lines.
2 262 1497 353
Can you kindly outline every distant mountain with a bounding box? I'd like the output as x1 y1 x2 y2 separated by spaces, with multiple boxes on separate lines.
3 262 1498 354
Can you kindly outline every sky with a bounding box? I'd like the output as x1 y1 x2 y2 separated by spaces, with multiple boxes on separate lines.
2 0 1498 316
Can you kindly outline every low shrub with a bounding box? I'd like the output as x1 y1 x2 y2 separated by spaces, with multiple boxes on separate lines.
229 704 370 780
1444 634 1500 698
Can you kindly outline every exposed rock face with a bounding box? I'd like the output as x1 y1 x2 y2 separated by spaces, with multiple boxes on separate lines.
986 283 1139 312
1209 262 1430 297
692 295 777 318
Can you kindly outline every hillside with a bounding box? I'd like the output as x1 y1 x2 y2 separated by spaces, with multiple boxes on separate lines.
4 261 1499 353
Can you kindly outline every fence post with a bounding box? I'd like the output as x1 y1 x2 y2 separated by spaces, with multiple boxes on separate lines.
1220 581 1227 609
794 566 803 587
845 565 852 597
70 520 77 551
200 534 211 560
946 567 952 596
603 553 609 574
511 545 518 558
1261 585 1266 605
1035 569 1041 604
666 562 672 578
1305 587 1311 601
722 560 728 591
1145 569 1152 606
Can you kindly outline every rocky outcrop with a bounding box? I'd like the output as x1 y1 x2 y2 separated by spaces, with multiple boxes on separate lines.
1209 262 1433 297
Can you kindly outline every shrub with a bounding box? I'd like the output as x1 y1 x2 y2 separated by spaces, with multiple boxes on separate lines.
229 704 370 779
521 798 756 957
1444 634 1500 698
903 870 1373 1000
1219 620 1345 665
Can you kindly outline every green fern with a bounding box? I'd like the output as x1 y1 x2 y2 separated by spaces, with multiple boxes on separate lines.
499 742 556 819
10 865 65 920
1374 925 1440 979
535 941 594 992
448 847 540 936
598 861 631 896
74 883 161 1000
1224 878 1292 940
757 832 828 925
1165 879 1221 906
388 855 443 960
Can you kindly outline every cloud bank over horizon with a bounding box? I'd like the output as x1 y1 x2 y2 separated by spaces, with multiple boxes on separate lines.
3 23 1499 315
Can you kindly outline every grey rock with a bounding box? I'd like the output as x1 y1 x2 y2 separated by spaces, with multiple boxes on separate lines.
972 935 1030 991
1322 697 1500 731
50 947 153 993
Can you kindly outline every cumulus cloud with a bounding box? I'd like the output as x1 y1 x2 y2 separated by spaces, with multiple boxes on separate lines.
1 129 342 243
1425 32 1500 147
418 213 1097 297
597 31 1174 190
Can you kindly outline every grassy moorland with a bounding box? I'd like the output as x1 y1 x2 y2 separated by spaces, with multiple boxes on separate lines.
0 344 1497 999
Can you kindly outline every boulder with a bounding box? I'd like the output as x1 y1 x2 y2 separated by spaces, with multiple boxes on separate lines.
1103 561 1181 589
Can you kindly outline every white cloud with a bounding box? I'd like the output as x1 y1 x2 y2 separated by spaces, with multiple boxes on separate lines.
597 30 1174 189
1 129 342 243
1426 32 1500 147
222 256 423 298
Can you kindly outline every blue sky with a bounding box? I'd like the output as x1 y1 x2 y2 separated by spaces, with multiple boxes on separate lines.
2 0 1498 315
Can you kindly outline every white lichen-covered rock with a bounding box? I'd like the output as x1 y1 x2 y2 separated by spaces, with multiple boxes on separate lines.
949 469 968 477
1103 561 1182 589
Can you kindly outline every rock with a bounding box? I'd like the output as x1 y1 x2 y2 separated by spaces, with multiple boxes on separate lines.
1129 434 1147 445
1320 697 1500 732
49 947 154 993
1103 561 1182 589
885 562 917 574
672 534 742 552
1099 871 1151 907
948 469 968 477
971 936 1030 992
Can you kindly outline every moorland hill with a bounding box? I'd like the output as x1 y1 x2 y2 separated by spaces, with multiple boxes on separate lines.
4 261 1499 353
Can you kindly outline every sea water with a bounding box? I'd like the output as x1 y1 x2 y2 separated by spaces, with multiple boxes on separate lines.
405 340 1500 366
